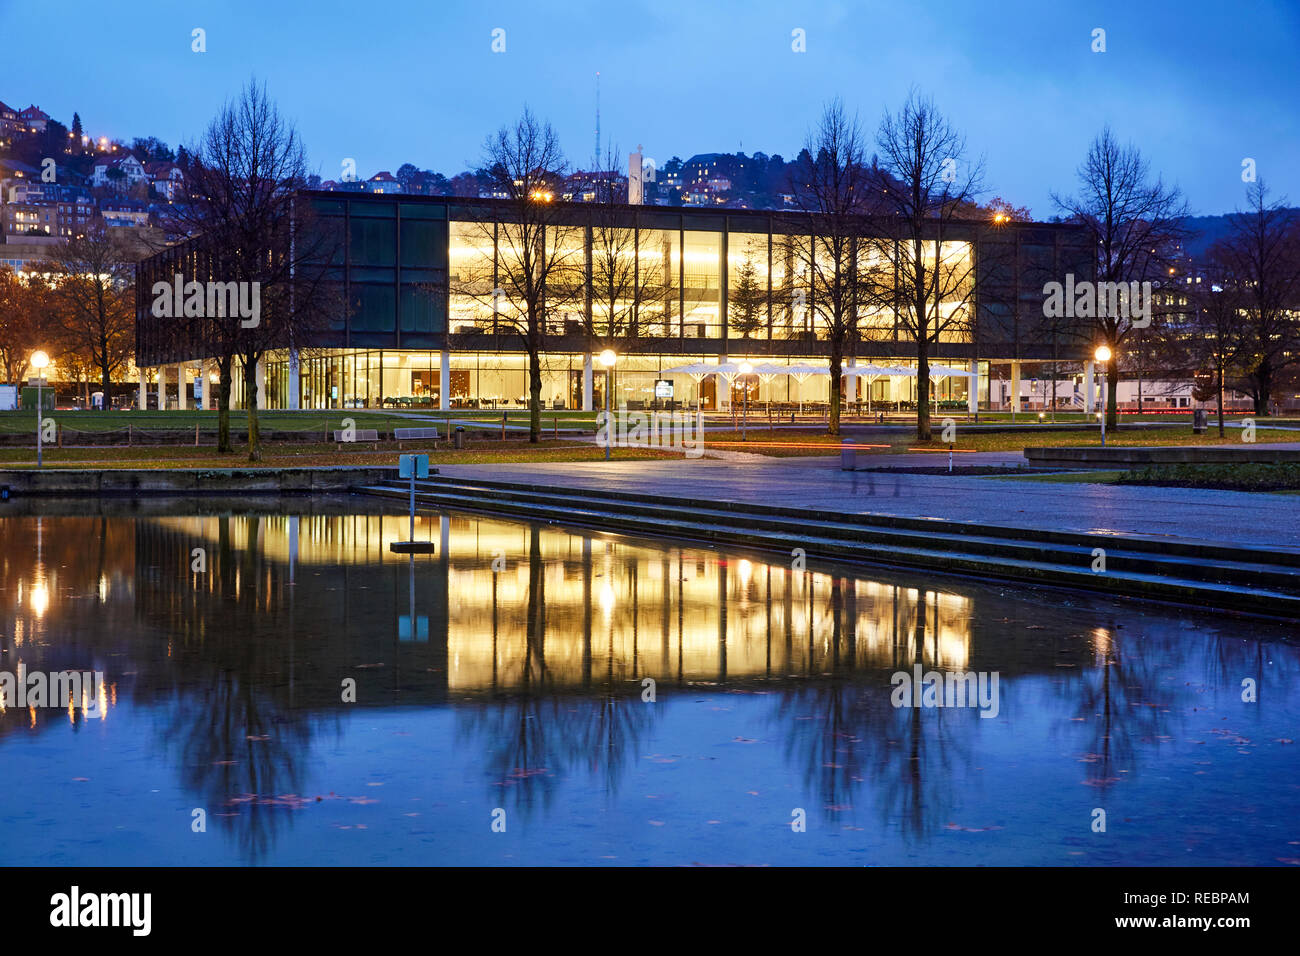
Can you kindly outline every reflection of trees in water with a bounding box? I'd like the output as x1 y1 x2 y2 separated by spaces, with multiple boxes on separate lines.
1051 626 1177 793
455 527 658 816
1202 628 1299 727
132 515 338 864
770 584 974 842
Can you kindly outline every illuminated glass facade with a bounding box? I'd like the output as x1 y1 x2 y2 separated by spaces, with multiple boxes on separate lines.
137 192 1092 410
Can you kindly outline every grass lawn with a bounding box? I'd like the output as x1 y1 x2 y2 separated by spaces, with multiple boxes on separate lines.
980 470 1125 484
909 426 1297 454
0 439 679 469
0 408 604 435
689 425 1296 457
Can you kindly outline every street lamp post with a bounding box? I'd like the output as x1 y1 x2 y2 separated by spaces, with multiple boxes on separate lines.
738 361 753 441
1094 345 1112 447
31 350 49 468
599 349 617 461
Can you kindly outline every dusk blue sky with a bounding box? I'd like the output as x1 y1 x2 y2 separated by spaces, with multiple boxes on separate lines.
3 0 1297 217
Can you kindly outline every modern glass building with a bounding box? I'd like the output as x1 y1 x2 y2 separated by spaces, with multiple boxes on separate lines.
135 191 1095 413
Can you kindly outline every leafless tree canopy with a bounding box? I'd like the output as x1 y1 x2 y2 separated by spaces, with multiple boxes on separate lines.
1214 181 1300 413
871 91 986 438
1052 126 1190 426
152 78 341 457
454 108 581 441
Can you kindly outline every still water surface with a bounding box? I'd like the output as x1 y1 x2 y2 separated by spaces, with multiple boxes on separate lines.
1 501 1296 866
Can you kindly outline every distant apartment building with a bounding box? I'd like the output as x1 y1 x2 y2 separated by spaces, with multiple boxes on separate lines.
100 198 151 227
17 104 49 132
92 153 147 188
367 171 401 194
0 101 22 140
2 183 95 238
144 161 185 200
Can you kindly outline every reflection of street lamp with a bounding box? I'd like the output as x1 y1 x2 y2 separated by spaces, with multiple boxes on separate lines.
31 350 49 468
1094 345 1112 446
738 361 753 441
599 349 617 461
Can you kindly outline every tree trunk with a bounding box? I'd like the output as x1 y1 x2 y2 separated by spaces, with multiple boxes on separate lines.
244 356 262 462
916 347 931 440
100 361 111 411
1216 366 1225 437
527 350 542 446
828 340 843 437
1106 354 1119 430
217 361 233 454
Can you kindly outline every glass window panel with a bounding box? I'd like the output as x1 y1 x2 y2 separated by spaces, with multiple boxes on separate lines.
636 228 677 337
400 218 442 268
351 284 396 333
726 230 768 341
682 230 720 338
349 218 396 267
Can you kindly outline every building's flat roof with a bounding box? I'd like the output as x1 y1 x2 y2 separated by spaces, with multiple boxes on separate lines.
302 188 1087 233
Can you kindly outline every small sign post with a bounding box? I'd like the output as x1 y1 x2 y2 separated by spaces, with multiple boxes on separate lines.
391 454 436 553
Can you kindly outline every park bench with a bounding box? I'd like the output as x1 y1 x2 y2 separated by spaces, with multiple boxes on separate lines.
334 427 381 449
393 426 441 449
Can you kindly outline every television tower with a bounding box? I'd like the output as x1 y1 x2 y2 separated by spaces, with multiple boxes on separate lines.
594 72 601 163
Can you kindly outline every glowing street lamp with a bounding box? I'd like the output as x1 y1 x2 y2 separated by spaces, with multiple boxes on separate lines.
1094 344 1112 446
599 349 617 461
30 350 49 468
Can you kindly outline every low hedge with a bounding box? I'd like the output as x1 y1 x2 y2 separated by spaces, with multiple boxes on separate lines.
1116 462 1300 491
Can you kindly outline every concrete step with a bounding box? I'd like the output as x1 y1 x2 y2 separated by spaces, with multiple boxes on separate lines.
395 478 1300 595
360 479 1300 619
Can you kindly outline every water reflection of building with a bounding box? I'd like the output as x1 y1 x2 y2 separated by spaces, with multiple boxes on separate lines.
138 512 987 694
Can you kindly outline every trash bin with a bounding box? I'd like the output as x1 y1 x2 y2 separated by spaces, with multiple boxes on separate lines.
454 425 465 449
1192 408 1207 434
840 437 856 471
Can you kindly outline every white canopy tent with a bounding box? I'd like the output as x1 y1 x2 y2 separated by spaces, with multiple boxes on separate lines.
661 361 752 411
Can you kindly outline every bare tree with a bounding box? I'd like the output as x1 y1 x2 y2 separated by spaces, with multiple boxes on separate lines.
41 223 137 409
581 142 662 343
1217 180 1300 415
871 92 985 440
456 109 582 441
785 99 879 435
1052 126 1189 429
1182 248 1248 435
162 79 338 459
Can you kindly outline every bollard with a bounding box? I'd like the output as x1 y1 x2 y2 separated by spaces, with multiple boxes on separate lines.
840 437 856 472
454 425 465 450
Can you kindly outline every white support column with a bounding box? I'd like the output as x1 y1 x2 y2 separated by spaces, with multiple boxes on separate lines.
289 348 301 410
582 353 593 411
968 360 979 415
138 367 147 410
439 347 450 411
1010 360 1021 415
156 364 167 411
254 357 266 409
1084 361 1095 413
202 361 214 410
176 364 187 409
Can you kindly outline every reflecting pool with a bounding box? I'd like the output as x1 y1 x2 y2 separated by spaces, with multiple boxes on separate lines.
1 501 1297 866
